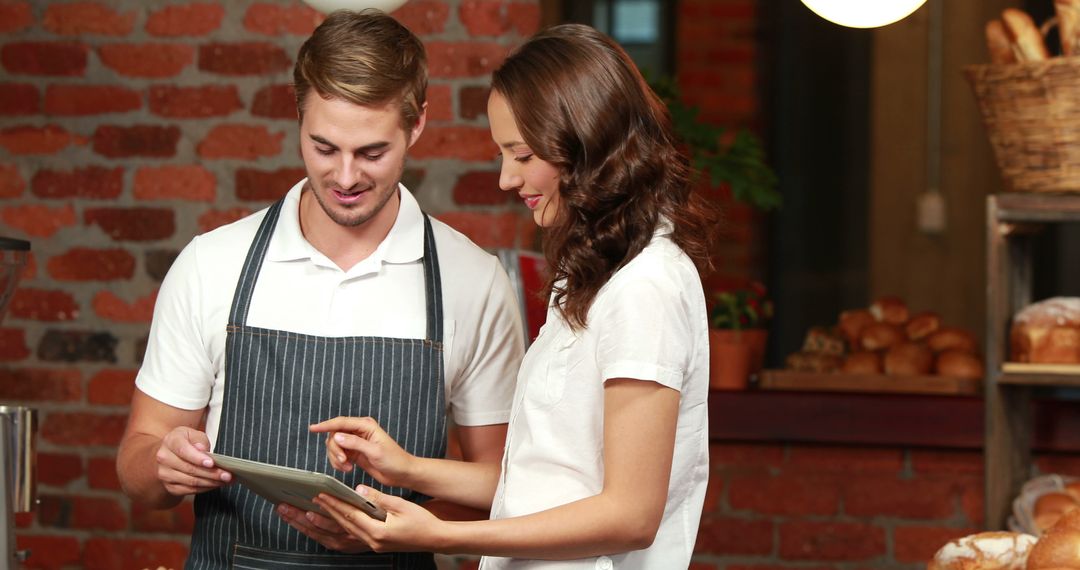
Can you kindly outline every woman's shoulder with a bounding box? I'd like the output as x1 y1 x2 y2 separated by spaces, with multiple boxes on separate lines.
597 234 702 307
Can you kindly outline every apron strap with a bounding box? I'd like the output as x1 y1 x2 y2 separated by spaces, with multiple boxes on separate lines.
422 214 444 344
228 199 283 327
228 195 445 345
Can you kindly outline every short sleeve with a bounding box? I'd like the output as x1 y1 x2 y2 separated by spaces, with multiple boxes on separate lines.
593 262 694 391
135 237 216 410
447 256 525 426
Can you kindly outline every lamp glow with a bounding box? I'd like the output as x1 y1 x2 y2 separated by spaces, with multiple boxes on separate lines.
301 0 408 14
800 0 927 29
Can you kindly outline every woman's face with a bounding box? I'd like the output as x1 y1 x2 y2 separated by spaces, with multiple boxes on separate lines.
487 90 562 227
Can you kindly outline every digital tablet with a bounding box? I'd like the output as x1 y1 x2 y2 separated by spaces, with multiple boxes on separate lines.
209 453 387 521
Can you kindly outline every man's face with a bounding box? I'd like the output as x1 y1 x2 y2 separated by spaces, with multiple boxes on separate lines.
298 93 423 229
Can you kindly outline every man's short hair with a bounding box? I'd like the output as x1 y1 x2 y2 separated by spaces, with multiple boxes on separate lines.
293 9 427 130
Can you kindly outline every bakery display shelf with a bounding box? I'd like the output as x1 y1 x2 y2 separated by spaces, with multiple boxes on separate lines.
994 193 1080 223
997 363 1080 386
756 369 980 396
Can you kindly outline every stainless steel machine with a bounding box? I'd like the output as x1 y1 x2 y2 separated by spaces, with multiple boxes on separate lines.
0 237 36 566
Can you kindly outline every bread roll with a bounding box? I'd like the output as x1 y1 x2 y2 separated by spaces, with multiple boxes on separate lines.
1049 506 1080 532
802 326 845 356
841 351 882 374
928 327 979 354
1057 0 1080 56
785 351 841 373
907 311 942 341
1002 8 1049 62
1065 481 1080 504
869 296 909 325
1010 297 1080 364
1027 527 1080 569
935 349 984 379
1034 492 1080 532
927 531 1037 570
838 309 875 350
986 19 1018 64
860 322 905 351
884 342 933 376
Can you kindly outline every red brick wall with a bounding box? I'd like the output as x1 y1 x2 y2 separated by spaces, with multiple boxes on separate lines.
2 1 995 569
692 443 987 569
0 1 537 568
677 0 762 289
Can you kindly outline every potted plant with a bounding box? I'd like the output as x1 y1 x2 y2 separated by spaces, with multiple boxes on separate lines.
708 282 773 390
650 76 781 211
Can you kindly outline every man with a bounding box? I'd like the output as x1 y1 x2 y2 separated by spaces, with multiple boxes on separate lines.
117 10 524 569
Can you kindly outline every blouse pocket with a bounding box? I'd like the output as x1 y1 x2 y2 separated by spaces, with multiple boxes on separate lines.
522 328 576 409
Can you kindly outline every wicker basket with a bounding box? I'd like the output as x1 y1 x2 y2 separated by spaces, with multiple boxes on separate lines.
966 58 1080 192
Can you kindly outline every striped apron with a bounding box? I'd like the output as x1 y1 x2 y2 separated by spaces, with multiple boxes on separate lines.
185 199 446 569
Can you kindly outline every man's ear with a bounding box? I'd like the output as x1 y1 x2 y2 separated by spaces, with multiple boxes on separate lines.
407 102 427 149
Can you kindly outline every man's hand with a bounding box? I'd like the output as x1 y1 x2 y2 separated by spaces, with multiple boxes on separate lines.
276 504 372 553
155 426 231 496
310 417 415 487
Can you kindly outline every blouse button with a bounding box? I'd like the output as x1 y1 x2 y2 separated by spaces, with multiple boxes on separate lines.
595 556 613 569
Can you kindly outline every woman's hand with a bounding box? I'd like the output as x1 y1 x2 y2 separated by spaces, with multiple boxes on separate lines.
313 486 448 553
310 417 415 488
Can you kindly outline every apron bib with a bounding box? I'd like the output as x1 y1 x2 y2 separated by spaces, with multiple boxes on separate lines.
185 199 447 569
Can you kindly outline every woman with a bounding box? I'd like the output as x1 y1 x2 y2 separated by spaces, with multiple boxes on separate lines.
309 23 718 569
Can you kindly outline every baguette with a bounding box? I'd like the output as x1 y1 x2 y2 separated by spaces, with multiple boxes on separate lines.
1002 8 1049 61
1057 0 1080 55
986 19 1018 64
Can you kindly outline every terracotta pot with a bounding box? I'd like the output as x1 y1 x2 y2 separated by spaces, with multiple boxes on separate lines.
709 329 768 390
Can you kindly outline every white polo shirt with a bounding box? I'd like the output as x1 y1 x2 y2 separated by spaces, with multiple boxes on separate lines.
482 224 710 570
137 180 525 444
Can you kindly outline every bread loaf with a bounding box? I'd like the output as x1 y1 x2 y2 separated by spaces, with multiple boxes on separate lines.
907 311 942 341
927 531 1037 570
785 351 841 373
928 327 979 354
1027 527 1080 569
1002 8 1050 61
838 309 875 350
935 350 984 379
883 342 933 376
860 322 905 351
1010 297 1080 364
870 296 909 325
1057 0 1080 55
802 326 845 356
841 351 882 374
1034 492 1080 532
986 19 1018 64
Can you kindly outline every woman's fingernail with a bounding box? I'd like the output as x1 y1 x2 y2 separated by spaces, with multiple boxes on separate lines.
357 486 368 496
305 512 315 521
335 433 346 442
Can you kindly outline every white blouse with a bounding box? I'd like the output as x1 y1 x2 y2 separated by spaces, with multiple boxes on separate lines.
481 224 710 570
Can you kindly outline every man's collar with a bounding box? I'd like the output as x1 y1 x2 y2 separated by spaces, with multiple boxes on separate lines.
266 180 424 265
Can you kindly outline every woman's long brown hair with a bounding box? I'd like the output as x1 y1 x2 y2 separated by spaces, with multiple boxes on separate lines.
491 24 719 330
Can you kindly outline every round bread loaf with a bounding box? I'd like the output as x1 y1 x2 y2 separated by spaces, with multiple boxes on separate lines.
1010 297 1080 364
1027 527 1080 569
927 327 978 354
883 342 933 376
1035 492 1080 533
906 311 942 341
927 531 1037 570
839 309 875 350
841 351 882 374
870 296 909 325
860 322 905 351
935 350 984 379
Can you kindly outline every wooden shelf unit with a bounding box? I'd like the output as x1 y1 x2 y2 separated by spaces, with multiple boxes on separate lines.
985 193 1080 529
